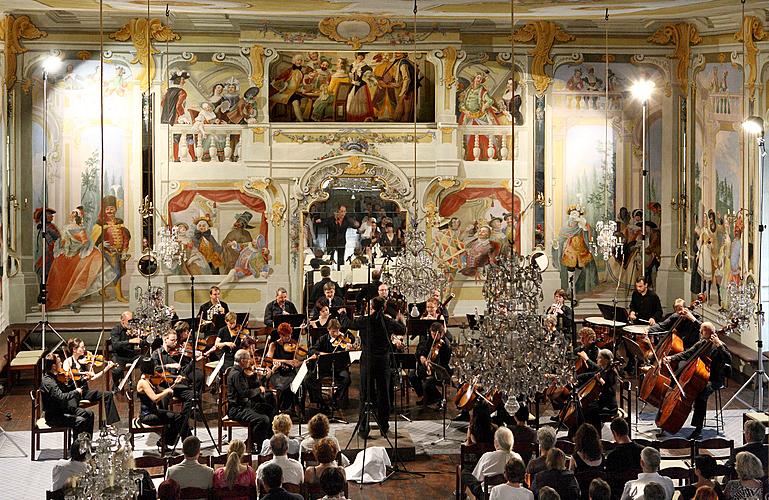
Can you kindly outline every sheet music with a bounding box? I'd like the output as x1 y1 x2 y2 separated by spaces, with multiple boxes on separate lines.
290 360 309 393
118 357 141 392
207 357 225 387
349 350 362 363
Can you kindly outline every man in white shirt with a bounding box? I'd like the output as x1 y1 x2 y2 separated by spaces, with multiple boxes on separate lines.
489 456 534 500
620 447 674 500
51 441 89 491
257 433 304 486
166 436 214 499
462 427 522 499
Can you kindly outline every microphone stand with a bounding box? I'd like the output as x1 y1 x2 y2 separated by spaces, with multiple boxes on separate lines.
569 275 577 349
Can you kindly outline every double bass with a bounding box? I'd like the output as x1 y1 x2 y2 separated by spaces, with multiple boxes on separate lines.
559 359 622 429
655 320 737 434
638 294 705 408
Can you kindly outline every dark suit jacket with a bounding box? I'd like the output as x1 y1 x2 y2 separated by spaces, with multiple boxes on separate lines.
261 487 303 500
725 441 769 478
310 278 342 305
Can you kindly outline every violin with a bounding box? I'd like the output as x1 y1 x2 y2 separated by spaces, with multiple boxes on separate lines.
282 341 308 357
149 370 180 386
55 368 83 384
78 351 105 368
331 334 355 350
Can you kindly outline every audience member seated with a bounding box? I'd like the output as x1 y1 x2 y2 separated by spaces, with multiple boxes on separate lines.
589 478 611 500
301 413 350 466
462 427 521 500
511 405 537 455
305 437 345 487
539 486 562 500
569 423 604 473
318 466 349 500
257 433 304 487
532 448 580 499
693 486 719 500
725 421 768 476
166 436 214 498
679 456 723 500
526 427 557 485
464 402 497 446
51 440 89 491
723 451 765 499
261 414 301 456
157 478 180 500
122 452 157 500
643 483 666 500
489 456 533 500
261 463 304 500
604 417 643 475
213 439 255 499
619 447 674 500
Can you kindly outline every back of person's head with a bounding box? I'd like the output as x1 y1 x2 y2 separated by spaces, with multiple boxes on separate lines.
610 416 629 439
371 296 386 312
270 433 289 457
319 466 345 496
308 413 330 439
539 486 561 500
314 437 339 465
574 423 602 460
693 485 719 500
139 357 155 375
182 436 201 458
504 456 525 484
745 420 766 444
694 455 717 479
589 478 611 500
272 413 292 436
70 440 89 462
537 426 557 453
157 478 180 500
224 439 246 488
372 269 382 280
313 248 325 259
735 451 764 480
262 463 283 490
546 448 566 471
494 426 514 452
320 266 331 278
514 404 530 424
640 447 660 473
643 482 665 500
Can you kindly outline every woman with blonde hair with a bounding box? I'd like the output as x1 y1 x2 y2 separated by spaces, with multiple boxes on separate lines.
723 451 764 499
213 439 255 499
260 413 301 456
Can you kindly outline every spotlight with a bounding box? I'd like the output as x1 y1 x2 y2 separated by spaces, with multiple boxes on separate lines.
630 79 655 103
42 55 62 74
742 115 764 135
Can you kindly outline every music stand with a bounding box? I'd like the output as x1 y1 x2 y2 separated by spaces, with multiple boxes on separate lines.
309 327 328 346
316 351 350 424
427 363 460 445
407 319 434 341
393 353 416 422
466 314 485 330
598 303 629 323
277 313 306 328
291 360 310 438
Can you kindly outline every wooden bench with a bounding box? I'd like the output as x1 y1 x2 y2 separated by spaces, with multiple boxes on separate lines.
7 329 44 389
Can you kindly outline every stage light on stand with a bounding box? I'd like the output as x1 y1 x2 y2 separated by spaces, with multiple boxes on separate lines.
630 79 655 103
742 115 764 136
42 55 63 74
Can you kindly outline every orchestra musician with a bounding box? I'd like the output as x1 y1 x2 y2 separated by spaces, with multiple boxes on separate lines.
266 322 304 412
228 349 274 453
581 349 618 433
41 353 94 442
211 312 243 372
661 322 731 440
575 327 599 383
545 289 573 334
410 322 452 408
311 282 345 319
110 310 141 389
62 337 120 425
420 297 445 321
309 266 343 306
305 319 353 410
264 287 298 328
198 286 229 335
238 336 277 418
628 277 663 326
350 296 406 438
309 302 350 331
136 357 190 453
151 329 200 414
647 298 702 350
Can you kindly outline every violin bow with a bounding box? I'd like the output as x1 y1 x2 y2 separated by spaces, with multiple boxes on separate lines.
235 309 251 346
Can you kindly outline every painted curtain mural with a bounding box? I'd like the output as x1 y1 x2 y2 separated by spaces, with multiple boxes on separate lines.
435 187 520 281
167 189 271 286
31 60 139 312
550 60 664 297
268 51 434 122
691 58 744 309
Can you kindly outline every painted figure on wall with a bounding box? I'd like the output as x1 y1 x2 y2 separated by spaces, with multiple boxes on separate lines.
174 222 211 275
270 54 306 121
347 52 375 122
34 207 60 288
161 70 191 125
458 73 501 160
554 204 598 294
221 212 255 273
460 225 500 278
192 214 223 274
311 57 350 121
217 235 271 288
91 195 131 303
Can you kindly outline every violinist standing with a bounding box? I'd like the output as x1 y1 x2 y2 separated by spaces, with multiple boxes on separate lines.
662 322 731 440
41 353 94 442
62 337 120 425
305 319 352 409
410 322 452 408
136 357 190 453
582 349 618 433
267 322 304 412
227 349 273 453
110 310 141 389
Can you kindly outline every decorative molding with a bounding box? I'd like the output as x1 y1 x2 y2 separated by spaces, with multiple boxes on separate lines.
274 129 434 145
109 18 180 82
648 23 701 92
1 15 47 90
630 54 673 97
513 21 574 94
735 15 768 101
439 46 459 88
271 202 286 227
318 15 406 50
248 44 266 89
76 50 92 61
343 155 367 175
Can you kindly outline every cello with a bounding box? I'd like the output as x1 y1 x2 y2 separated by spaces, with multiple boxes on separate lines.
655 320 737 434
638 294 705 408
559 359 623 429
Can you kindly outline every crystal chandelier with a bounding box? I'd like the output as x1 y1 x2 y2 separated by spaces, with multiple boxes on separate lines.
131 285 176 343
593 219 623 261
724 281 757 332
156 223 184 268
65 429 141 500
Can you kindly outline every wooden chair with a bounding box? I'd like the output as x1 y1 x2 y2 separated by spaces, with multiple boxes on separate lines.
633 438 655 449
656 437 695 469
694 437 734 463
179 486 212 499
78 399 104 429
210 453 252 468
212 484 256 499
618 379 633 437
8 329 43 389
30 389 70 461
513 440 538 465
555 438 575 456
134 454 168 478
125 387 166 451
659 466 694 492
482 473 506 499
455 443 495 499
218 368 253 451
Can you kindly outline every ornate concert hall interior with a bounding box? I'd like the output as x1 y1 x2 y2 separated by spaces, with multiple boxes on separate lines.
1 0 769 499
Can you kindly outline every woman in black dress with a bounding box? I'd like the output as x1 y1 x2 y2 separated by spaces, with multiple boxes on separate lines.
267 322 303 412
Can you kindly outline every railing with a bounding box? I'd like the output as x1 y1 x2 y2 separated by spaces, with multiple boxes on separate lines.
551 90 626 110
458 125 514 161
709 92 741 120
168 124 243 163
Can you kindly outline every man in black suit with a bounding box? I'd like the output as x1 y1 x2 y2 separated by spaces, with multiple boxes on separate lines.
198 285 229 336
647 298 702 349
264 287 298 328
260 463 303 500
305 319 352 408
311 282 345 319
110 310 140 388
309 266 342 306
319 205 359 269
41 354 94 442
725 420 768 477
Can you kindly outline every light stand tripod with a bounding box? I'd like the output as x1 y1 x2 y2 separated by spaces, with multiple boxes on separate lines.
724 124 769 412
429 363 461 446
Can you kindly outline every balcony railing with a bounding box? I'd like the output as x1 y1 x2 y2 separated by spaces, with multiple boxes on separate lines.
458 125 514 161
168 124 243 163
